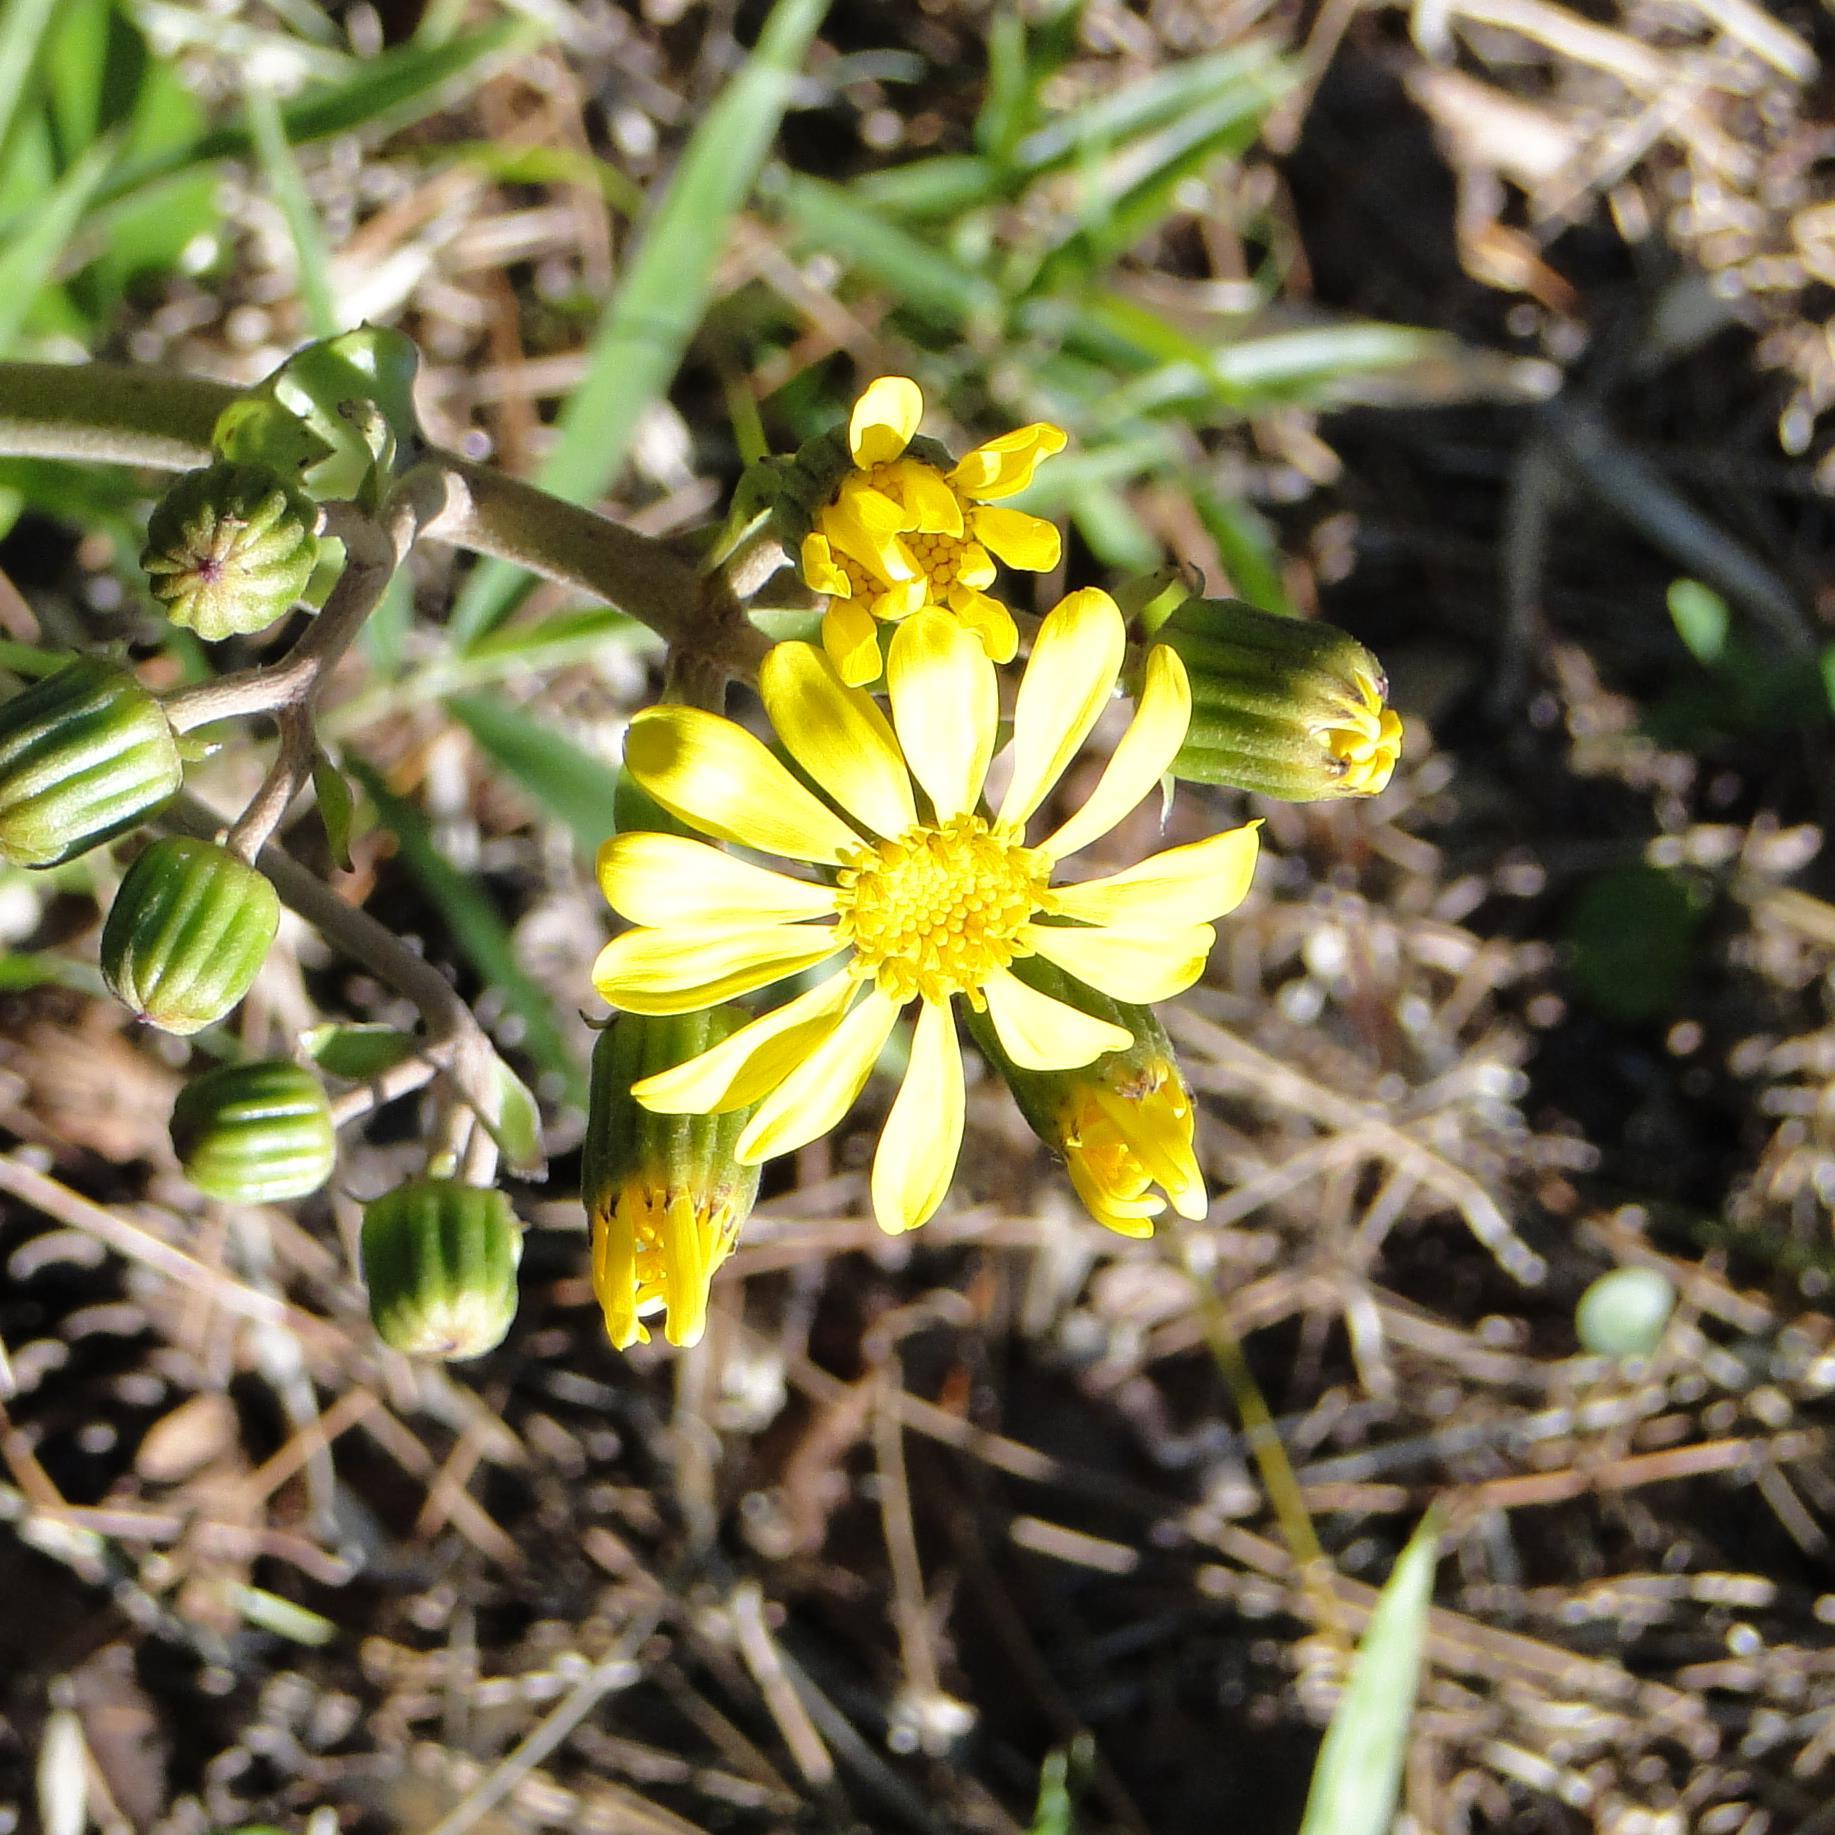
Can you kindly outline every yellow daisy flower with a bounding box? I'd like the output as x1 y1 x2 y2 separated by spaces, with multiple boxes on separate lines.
592 589 1260 1236
799 375 1068 686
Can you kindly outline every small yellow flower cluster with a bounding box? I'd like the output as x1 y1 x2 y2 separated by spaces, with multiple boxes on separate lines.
584 375 1398 1349
799 377 1066 685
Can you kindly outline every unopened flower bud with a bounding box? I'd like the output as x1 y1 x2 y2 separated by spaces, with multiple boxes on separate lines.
583 1008 761 1350
361 1179 522 1360
101 837 279 1034
969 969 1205 1237
170 1059 335 1202
0 659 181 867
1155 597 1402 800
142 462 321 640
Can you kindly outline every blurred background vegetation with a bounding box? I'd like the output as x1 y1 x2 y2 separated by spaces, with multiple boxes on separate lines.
3 1 1835 1830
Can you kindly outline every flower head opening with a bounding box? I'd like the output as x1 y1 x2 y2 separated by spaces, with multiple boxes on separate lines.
1319 666 1403 796
1059 1054 1206 1239
591 1183 746 1350
593 592 1260 1236
802 375 1068 684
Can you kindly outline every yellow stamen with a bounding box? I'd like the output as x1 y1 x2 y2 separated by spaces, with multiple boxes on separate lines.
1319 668 1404 796
834 813 1048 1005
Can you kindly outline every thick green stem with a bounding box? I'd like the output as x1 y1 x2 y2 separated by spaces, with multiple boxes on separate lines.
0 360 722 655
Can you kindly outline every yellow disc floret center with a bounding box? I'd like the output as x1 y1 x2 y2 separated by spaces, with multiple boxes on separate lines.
905 529 979 594
835 814 1047 1004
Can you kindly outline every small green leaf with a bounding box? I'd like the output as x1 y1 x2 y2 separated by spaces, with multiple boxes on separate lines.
481 1055 545 1179
1668 578 1729 667
310 748 357 871
1565 864 1706 1025
1298 1512 1440 1835
302 1022 421 1080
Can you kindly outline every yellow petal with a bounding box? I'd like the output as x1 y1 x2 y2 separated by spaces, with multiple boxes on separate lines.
950 590 1019 665
950 541 999 591
624 706 861 864
591 1203 646 1348
870 577 929 623
822 599 883 687
658 1193 717 1347
886 612 996 821
800 531 850 597
1094 1088 1207 1222
995 588 1125 831
1050 822 1262 928
1066 1159 1162 1239
592 921 844 1014
598 831 837 928
760 642 917 839
893 460 963 536
970 504 1061 571
838 478 915 533
822 503 919 583
635 972 860 1114
947 421 1068 499
849 376 923 468
1038 643 1191 861
870 997 964 1234
736 986 901 1162
981 966 1132 1071
1021 920 1215 1004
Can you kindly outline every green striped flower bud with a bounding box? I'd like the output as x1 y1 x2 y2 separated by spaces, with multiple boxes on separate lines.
1155 597 1402 800
101 838 279 1034
583 1008 761 1350
142 462 321 640
361 1179 522 1360
0 659 181 867
170 1059 335 1203
966 965 1205 1238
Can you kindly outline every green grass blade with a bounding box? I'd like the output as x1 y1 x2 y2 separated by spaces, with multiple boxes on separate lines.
81 18 539 222
449 0 832 648
446 693 622 860
349 760 587 1104
246 83 339 339
775 172 999 327
1297 1512 1440 1835
0 136 117 354
0 0 59 162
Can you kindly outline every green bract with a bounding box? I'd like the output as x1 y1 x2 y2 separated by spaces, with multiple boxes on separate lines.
101 838 280 1034
142 462 321 640
361 1179 522 1360
170 1060 336 1203
0 659 181 867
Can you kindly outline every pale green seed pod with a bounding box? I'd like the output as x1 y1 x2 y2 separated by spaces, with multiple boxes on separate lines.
1576 1267 1676 1360
170 1060 335 1202
142 462 321 640
361 1179 522 1360
1155 597 1403 800
582 1008 760 1350
0 659 182 867
101 837 279 1034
